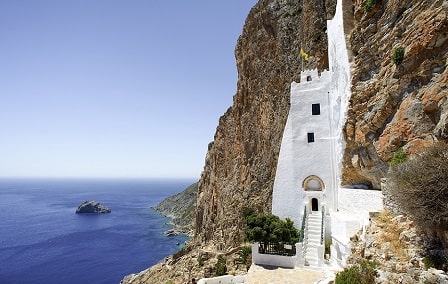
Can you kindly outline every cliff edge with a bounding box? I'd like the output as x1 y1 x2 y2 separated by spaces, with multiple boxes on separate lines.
122 0 448 283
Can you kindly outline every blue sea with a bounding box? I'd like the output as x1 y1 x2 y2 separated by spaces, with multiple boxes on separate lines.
0 178 192 284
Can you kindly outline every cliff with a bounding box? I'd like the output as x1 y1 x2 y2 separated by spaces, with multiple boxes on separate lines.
342 0 448 188
154 182 198 235
194 0 336 251
122 0 448 282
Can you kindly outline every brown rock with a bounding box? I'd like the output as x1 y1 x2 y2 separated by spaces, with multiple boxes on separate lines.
342 0 448 187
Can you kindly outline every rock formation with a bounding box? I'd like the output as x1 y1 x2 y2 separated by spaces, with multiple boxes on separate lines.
342 0 448 188
122 0 448 282
348 213 448 283
195 0 336 252
76 201 111 214
154 182 198 235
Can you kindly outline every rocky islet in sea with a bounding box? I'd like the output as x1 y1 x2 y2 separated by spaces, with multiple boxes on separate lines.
76 200 111 214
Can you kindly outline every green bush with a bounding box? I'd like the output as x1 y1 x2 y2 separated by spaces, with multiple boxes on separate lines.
236 245 252 271
390 148 408 167
364 0 379 12
215 255 227 276
392 46 405 65
335 260 377 284
197 255 204 267
244 211 300 244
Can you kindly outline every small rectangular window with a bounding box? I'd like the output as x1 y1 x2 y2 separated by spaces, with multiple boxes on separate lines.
312 104 320 115
307 133 315 143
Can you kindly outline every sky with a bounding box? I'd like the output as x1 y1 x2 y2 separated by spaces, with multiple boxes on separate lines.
0 0 258 179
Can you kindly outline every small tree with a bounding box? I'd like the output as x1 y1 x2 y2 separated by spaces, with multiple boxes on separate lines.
387 143 448 236
244 211 300 244
392 46 405 65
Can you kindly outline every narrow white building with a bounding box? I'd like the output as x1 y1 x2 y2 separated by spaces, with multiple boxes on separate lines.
269 0 352 269
271 69 338 227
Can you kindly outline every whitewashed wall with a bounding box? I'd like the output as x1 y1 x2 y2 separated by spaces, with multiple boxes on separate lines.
251 242 303 268
272 70 336 228
272 0 351 230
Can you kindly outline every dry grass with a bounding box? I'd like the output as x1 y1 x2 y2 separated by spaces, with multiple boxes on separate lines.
375 211 408 261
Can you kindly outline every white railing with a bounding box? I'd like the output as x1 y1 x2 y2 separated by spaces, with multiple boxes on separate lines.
330 235 351 267
302 208 309 259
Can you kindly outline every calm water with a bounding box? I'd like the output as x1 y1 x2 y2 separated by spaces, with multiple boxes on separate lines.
0 178 192 284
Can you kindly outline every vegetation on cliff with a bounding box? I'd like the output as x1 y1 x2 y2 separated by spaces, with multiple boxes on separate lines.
343 0 448 188
387 143 448 243
154 182 198 234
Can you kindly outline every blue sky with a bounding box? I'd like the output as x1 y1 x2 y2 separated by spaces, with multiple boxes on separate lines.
0 0 258 179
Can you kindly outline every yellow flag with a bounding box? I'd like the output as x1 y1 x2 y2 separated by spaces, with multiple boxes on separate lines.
300 47 309 61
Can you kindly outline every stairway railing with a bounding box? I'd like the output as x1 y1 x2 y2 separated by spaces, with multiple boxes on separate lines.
301 206 308 258
320 206 325 245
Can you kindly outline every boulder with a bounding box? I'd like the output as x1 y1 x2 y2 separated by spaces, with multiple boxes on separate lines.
76 201 111 214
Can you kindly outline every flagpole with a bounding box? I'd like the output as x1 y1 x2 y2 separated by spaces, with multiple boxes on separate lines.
301 48 304 73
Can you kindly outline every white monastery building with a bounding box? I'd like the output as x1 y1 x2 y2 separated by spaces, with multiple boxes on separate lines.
264 0 355 269
199 0 383 282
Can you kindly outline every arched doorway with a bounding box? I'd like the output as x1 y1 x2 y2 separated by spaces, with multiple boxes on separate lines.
311 198 319 211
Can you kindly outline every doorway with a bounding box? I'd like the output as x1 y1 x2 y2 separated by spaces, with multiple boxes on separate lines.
311 198 319 212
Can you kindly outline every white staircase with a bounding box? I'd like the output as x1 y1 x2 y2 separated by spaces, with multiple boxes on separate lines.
304 212 323 268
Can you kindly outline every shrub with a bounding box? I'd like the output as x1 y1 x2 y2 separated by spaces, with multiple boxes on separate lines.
236 245 252 271
244 211 300 244
390 148 408 167
392 46 405 65
325 240 332 256
387 143 448 234
215 255 227 276
335 260 377 284
282 6 303 18
423 253 448 271
197 255 204 267
364 0 379 12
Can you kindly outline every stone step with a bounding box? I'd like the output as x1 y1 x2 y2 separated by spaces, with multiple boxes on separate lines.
308 235 321 240
307 225 321 231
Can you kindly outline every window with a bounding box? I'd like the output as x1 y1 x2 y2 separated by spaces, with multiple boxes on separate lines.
307 75 312 81
312 103 320 115
307 133 315 143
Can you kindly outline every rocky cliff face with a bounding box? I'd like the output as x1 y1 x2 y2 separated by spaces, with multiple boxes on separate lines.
194 0 336 250
122 0 448 282
154 182 198 235
342 0 448 188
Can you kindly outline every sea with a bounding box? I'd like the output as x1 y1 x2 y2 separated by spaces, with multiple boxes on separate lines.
0 178 192 284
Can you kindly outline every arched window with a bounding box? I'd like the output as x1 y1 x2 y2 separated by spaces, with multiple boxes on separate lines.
302 175 325 191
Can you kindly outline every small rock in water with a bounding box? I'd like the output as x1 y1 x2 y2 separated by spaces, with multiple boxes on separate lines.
163 229 178 236
76 201 111 214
